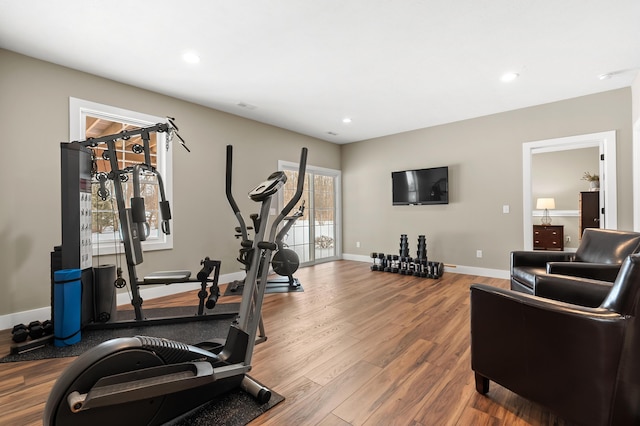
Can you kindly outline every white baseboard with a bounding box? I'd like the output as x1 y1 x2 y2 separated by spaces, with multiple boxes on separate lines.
341 253 509 279
444 265 510 279
342 253 375 262
0 271 246 332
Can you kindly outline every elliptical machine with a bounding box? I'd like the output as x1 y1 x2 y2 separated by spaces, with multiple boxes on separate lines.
43 147 308 426
226 145 304 293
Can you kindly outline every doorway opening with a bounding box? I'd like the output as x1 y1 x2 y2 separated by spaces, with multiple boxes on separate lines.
522 131 617 250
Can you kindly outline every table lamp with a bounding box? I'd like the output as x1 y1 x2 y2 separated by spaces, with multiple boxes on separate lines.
536 198 555 225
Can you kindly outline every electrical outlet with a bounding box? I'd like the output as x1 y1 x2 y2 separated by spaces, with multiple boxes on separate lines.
476 250 483 258
356 241 361 248
502 204 510 214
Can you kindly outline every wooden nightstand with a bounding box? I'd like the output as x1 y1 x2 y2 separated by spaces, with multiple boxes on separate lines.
533 225 564 250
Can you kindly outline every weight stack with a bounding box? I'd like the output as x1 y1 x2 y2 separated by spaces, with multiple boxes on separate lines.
53 269 82 347
416 235 427 260
399 234 409 257
94 264 117 323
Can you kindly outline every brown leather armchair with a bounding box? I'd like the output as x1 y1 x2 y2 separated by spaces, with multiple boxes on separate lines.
471 254 640 425
510 228 640 294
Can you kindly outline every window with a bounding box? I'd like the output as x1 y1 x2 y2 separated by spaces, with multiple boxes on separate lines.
69 98 173 255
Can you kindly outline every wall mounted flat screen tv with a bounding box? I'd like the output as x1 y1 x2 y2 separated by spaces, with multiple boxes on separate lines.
392 166 449 205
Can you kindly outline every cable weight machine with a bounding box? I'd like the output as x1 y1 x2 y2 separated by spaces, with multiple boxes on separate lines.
56 119 234 330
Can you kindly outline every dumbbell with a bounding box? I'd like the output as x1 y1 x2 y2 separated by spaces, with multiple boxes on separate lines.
28 321 44 339
391 255 400 273
370 253 379 271
42 320 54 335
12 324 28 343
399 257 409 275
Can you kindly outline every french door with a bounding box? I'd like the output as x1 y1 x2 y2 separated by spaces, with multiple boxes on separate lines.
279 161 341 266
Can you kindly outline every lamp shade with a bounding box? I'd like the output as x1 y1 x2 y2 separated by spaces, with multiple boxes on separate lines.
536 198 556 210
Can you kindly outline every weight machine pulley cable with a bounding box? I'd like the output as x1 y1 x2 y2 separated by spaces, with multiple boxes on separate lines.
84 122 183 303
90 149 130 318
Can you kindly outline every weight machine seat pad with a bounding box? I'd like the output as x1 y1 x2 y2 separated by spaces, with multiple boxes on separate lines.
143 270 192 284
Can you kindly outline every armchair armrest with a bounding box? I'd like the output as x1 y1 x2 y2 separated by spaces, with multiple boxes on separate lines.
546 261 622 282
534 274 612 307
510 250 573 268
470 284 625 426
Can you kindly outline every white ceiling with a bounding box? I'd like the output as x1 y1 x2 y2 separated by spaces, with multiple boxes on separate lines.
1 0 639 144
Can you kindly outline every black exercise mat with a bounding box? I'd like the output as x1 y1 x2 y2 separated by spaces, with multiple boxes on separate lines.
167 377 285 426
1 305 238 363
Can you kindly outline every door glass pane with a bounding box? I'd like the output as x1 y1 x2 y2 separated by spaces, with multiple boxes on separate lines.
282 171 310 262
314 174 335 260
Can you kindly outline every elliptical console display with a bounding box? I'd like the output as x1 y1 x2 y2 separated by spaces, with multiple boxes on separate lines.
248 171 287 201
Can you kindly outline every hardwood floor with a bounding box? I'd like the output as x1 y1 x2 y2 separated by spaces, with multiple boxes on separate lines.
0 260 571 425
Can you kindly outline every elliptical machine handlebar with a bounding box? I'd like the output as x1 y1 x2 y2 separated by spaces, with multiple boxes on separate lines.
226 145 308 244
247 147 307 262
225 145 240 215
225 145 249 241
271 147 307 234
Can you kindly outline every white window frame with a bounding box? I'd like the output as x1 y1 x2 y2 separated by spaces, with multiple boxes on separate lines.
69 97 173 255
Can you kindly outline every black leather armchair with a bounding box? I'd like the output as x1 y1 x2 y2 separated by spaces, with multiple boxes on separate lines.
471 254 640 425
510 228 640 294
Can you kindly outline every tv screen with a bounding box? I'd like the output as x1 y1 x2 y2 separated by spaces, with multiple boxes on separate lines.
392 167 449 205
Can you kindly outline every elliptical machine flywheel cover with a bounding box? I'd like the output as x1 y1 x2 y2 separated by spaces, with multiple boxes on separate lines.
271 249 300 276
44 343 166 426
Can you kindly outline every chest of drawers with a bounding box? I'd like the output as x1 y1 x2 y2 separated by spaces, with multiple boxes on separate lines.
533 225 564 251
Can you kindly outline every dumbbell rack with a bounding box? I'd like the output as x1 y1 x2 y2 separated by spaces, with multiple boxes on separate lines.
370 234 444 279
10 320 55 355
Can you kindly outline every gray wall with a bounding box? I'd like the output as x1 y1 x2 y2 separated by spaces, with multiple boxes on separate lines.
0 49 340 316
341 88 633 269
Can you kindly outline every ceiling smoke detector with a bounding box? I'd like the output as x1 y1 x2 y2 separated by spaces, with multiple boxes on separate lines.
236 102 257 110
598 68 639 80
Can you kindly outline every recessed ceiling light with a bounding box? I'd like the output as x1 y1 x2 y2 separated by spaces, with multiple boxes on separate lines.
501 72 519 82
342 117 352 124
182 51 200 64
